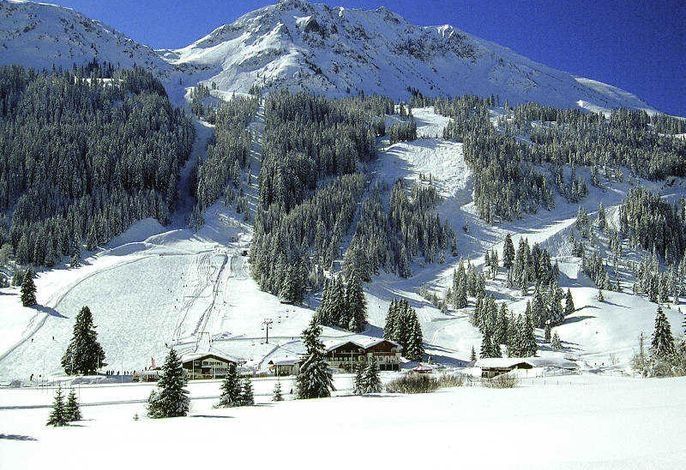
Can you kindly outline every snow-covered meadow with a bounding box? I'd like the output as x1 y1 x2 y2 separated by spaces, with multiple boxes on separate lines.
2 374 686 469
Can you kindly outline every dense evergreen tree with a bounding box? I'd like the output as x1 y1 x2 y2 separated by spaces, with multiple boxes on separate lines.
651 306 675 358
47 386 67 427
296 319 334 399
20 268 36 306
217 363 241 408
384 299 424 361
147 349 190 418
240 377 255 406
503 234 515 270
64 389 81 422
61 306 105 375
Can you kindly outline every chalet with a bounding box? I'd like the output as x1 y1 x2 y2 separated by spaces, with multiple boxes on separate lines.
324 337 402 372
181 350 243 380
267 357 302 376
475 358 535 378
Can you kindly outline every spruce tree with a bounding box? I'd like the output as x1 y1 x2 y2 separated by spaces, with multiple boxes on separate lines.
62 306 105 375
523 313 537 356
217 363 241 407
148 348 189 418
47 386 67 427
346 274 367 333
564 289 575 316
272 381 284 402
20 268 37 307
296 318 334 399
240 377 254 406
551 331 562 350
64 389 81 422
361 361 382 394
470 346 477 362
503 234 515 270
405 310 425 361
480 329 493 359
353 363 365 395
651 306 675 358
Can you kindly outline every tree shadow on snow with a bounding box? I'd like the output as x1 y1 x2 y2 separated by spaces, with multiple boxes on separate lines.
0 433 37 441
34 305 67 319
562 315 596 325
190 414 235 419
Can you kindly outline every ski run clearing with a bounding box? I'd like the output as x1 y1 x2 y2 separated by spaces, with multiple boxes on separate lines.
1 106 686 469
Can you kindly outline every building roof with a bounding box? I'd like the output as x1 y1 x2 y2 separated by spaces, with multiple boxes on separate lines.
475 357 578 370
268 357 301 366
323 335 402 352
474 358 536 369
180 347 244 365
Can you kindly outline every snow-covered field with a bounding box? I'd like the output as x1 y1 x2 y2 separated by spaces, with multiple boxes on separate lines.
2 375 686 469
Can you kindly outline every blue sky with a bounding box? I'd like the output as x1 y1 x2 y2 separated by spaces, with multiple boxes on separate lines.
51 0 686 116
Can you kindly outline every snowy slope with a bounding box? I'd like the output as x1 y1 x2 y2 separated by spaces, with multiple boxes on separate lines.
168 0 654 111
0 1 170 73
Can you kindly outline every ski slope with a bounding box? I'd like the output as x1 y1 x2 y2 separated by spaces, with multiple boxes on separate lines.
1 105 684 382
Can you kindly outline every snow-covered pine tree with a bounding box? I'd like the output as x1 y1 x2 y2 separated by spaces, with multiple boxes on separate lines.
61 306 106 375
651 306 675 358
20 268 37 307
147 348 189 418
480 329 493 358
523 312 538 356
240 377 254 406
217 363 241 407
361 361 382 394
64 389 81 422
503 234 515 270
272 381 284 402
296 318 334 399
353 363 365 395
47 386 67 427
346 273 367 333
551 331 562 350
597 288 605 302
565 289 575 316
384 299 399 340
470 346 477 362
531 286 547 328
330 276 348 328
544 322 552 342
405 308 425 361
452 262 468 309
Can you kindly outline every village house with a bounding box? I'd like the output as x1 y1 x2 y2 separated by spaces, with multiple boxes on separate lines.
267 357 302 376
324 337 402 372
181 349 243 380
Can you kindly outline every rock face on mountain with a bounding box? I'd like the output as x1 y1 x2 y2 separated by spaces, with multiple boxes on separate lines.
0 0 653 111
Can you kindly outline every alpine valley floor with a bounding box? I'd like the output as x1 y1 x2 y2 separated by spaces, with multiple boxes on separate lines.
1 374 686 470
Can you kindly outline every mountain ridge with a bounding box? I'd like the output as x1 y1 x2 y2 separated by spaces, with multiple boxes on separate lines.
0 0 656 112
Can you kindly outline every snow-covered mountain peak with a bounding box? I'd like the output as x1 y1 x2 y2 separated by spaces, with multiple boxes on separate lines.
0 0 171 74
166 0 652 111
0 0 655 112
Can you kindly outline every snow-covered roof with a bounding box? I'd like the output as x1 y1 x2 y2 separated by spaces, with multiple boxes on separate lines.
268 357 301 366
475 358 536 369
323 335 402 352
180 347 244 365
475 357 578 370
